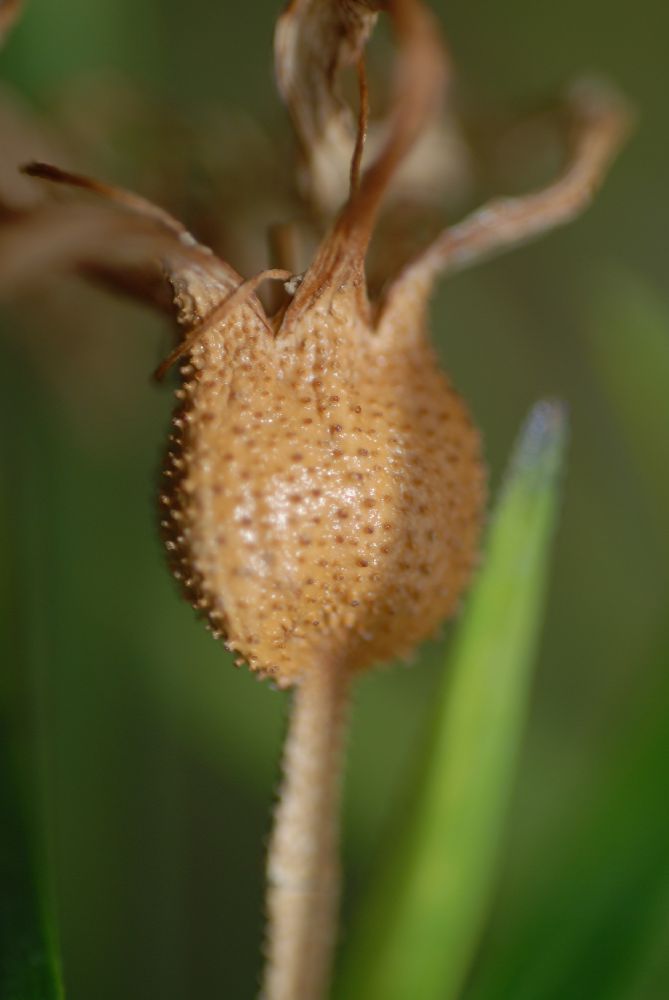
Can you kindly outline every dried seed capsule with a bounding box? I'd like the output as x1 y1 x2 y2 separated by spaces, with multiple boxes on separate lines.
160 272 485 687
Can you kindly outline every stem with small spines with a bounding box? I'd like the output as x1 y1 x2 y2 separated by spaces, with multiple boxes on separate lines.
260 660 351 1000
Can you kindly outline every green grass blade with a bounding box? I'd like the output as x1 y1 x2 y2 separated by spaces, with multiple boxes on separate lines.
337 400 567 1000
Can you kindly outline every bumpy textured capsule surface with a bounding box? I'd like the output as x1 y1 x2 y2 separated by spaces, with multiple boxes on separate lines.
161 269 485 686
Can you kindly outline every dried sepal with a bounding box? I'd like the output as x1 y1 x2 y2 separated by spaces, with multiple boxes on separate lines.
15 160 267 334
275 0 382 215
154 267 292 380
282 0 448 321
23 161 203 245
381 79 634 319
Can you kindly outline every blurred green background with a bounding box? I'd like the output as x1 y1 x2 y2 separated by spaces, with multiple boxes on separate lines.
1 1 668 997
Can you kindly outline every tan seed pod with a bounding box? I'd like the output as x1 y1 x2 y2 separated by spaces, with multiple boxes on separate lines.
160 265 485 687
154 0 482 690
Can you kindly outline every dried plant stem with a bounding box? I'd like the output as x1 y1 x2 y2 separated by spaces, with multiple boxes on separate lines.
261 662 351 1000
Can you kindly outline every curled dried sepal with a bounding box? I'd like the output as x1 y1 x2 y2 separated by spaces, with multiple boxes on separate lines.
15 160 271 333
275 0 381 216
282 0 448 320
22 161 202 245
381 79 634 319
